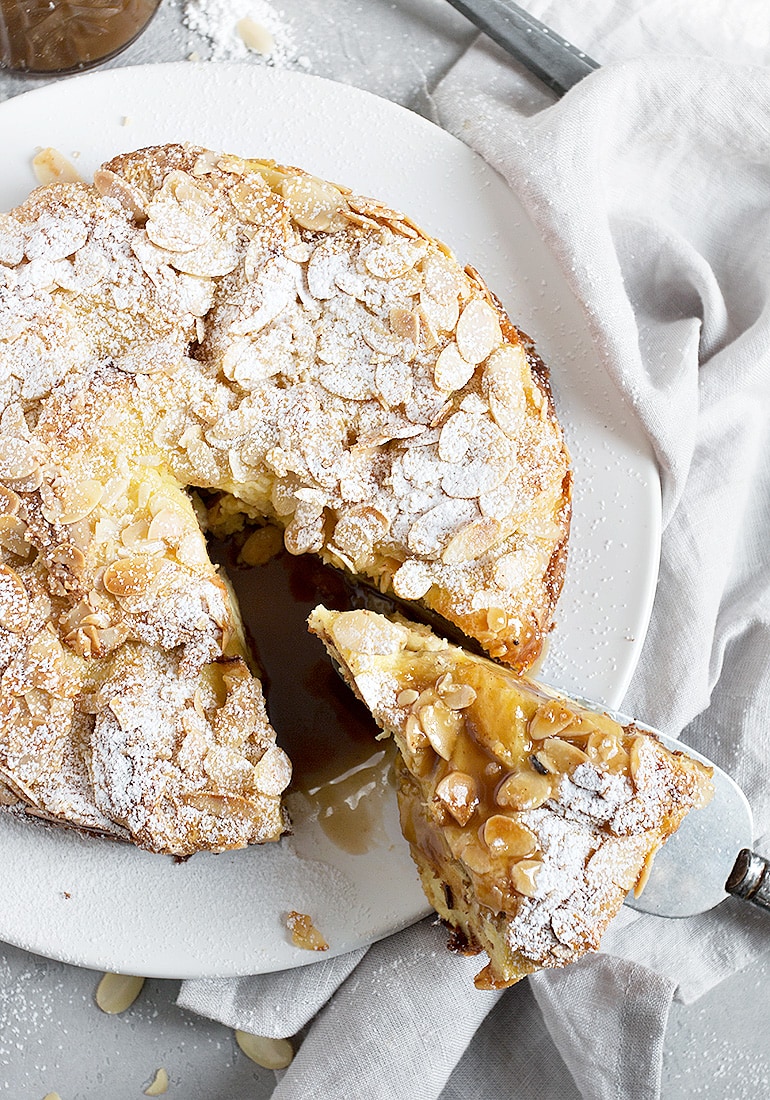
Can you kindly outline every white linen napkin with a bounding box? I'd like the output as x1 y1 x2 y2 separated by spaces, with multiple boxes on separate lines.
179 7 770 1097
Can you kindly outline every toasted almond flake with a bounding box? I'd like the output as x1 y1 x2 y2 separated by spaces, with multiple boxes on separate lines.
0 515 31 558
102 555 161 597
441 683 477 710
286 909 329 951
32 147 82 185
537 737 589 774
144 1068 169 1096
418 702 462 761
0 485 21 516
389 306 420 343
42 1093 62 1100
281 174 347 232
147 508 187 544
235 1030 294 1070
482 815 537 857
441 517 502 565
510 858 542 898
435 770 479 826
434 341 474 393
495 770 551 811
396 688 420 707
95 972 145 1014
0 436 39 481
528 700 578 741
455 298 502 365
93 167 146 221
391 560 433 599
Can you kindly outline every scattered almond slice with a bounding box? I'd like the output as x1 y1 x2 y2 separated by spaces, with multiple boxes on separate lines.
235 1030 294 1070
286 910 329 952
144 1068 169 1096
237 16 275 56
95 972 145 1014
32 147 82 185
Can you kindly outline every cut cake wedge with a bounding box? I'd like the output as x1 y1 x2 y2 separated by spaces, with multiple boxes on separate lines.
308 606 713 988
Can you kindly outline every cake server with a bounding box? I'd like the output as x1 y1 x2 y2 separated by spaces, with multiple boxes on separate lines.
615 723 766 919
444 0 599 96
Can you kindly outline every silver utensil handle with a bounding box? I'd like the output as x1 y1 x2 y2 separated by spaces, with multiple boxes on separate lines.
445 0 599 96
726 849 770 913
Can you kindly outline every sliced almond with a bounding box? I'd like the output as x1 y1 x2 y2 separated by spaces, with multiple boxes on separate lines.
537 737 589 774
510 858 543 898
417 701 463 761
95 972 145 1014
441 517 502 565
281 174 347 232
235 1030 294 1070
144 1068 169 1096
528 700 579 741
435 770 479 826
237 15 275 55
32 147 82 185
482 815 537 858
433 341 474 393
495 770 551 811
455 298 502 365
102 555 161 597
0 484 21 516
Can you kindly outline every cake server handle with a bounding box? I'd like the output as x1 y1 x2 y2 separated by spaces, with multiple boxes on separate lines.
726 849 770 913
444 0 599 96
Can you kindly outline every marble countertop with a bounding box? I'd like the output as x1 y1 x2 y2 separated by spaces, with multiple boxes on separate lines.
1 1 768 1096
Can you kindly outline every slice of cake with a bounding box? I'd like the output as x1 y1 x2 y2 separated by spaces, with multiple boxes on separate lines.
308 606 713 988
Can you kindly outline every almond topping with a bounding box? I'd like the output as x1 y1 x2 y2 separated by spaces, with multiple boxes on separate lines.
396 688 420 707
528 700 579 741
434 341 474 392
281 174 347 232
496 770 551 811
536 737 589 774
102 555 161 597
417 701 463 761
0 485 21 516
455 299 502 365
435 770 479 826
482 815 537 858
510 858 543 898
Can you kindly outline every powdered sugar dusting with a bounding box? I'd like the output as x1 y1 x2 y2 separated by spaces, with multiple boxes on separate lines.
183 0 297 65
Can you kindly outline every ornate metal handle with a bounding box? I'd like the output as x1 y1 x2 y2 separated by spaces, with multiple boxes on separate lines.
725 849 770 913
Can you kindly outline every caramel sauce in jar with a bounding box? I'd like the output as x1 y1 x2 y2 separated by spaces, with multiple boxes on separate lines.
0 0 160 74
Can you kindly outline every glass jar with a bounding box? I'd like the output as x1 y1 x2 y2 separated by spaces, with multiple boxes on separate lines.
0 0 161 74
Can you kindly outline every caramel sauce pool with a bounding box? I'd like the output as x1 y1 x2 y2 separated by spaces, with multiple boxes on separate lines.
211 543 394 854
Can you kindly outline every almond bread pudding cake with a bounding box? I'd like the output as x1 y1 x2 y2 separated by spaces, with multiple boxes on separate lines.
0 144 570 856
309 607 714 988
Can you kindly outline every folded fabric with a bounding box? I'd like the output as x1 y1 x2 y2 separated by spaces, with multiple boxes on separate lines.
179 10 770 1098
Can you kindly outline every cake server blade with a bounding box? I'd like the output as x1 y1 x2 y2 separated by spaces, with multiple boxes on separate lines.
622 727 755 918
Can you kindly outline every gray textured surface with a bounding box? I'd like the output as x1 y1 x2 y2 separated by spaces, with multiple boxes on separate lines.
0 1 769 1096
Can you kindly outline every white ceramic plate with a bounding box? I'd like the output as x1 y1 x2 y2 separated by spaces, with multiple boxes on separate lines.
0 63 660 978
